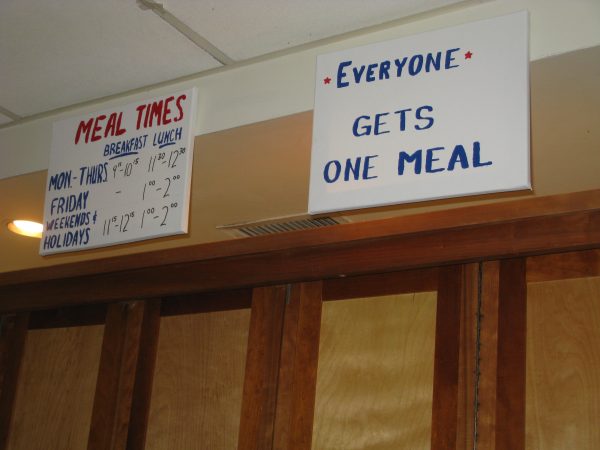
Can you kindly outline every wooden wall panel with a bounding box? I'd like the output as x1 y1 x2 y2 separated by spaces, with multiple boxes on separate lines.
145 308 250 450
6 324 104 450
526 276 600 449
312 292 437 450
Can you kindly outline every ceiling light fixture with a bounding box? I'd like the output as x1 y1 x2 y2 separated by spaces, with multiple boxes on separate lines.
7 220 43 238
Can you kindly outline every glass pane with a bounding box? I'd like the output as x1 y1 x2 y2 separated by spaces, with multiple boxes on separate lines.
8 325 104 450
146 308 250 449
526 276 600 449
312 292 437 450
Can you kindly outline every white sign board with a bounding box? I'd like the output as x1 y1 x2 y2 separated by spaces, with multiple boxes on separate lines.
40 88 197 255
309 12 530 214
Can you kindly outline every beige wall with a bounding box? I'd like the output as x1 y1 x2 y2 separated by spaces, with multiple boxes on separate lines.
1 46 599 274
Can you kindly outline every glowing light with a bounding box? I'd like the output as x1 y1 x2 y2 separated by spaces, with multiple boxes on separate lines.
7 220 43 238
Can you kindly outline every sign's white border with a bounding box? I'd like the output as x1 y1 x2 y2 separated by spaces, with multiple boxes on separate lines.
40 88 197 255
309 12 530 214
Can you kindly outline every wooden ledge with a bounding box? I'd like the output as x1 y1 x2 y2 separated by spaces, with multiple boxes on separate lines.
1 189 600 312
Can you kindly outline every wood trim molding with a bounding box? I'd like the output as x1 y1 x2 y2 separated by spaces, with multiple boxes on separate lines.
527 248 600 283
323 267 438 300
160 289 252 316
2 189 600 287
28 303 107 329
1 190 600 313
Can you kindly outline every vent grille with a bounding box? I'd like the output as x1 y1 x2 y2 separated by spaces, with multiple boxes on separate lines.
217 215 350 238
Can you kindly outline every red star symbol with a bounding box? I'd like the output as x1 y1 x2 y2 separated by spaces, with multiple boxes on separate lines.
323 76 332 85
465 51 473 59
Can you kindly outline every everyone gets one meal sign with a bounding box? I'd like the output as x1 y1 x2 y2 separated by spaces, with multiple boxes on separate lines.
309 12 530 214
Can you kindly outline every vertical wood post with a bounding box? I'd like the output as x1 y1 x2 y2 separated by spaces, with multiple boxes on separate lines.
456 264 479 450
238 285 287 450
0 313 29 449
477 260 500 450
238 282 323 450
88 300 160 450
127 299 161 450
431 265 463 450
273 281 322 450
495 258 526 450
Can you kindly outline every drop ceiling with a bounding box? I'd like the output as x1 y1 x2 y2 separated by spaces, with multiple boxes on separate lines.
0 0 464 124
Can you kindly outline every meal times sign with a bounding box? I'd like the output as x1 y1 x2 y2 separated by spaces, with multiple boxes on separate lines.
40 88 197 255
309 12 530 214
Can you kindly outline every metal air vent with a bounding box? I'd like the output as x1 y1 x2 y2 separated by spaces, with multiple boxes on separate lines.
217 214 351 238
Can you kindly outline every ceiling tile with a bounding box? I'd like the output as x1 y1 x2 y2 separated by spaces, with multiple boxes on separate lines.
0 0 221 117
165 0 465 60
